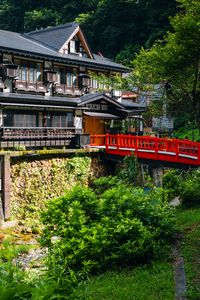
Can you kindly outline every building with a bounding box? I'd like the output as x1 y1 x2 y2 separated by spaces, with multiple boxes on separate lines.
0 23 145 148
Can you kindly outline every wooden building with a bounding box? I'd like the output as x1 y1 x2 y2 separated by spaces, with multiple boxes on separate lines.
0 23 145 148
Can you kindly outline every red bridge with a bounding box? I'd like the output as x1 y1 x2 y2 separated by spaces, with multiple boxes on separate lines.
90 134 200 166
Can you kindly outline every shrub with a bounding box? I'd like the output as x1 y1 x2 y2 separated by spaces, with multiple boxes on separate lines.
180 170 200 207
117 155 140 184
40 178 177 292
162 169 181 201
90 175 120 194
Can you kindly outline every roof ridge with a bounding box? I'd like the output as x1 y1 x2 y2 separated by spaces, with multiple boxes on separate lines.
26 22 79 35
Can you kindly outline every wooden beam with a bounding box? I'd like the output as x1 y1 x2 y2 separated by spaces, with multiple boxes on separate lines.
2 154 11 220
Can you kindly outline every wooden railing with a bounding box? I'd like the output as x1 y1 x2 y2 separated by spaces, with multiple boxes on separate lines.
15 81 46 93
90 134 200 166
54 85 81 96
0 127 76 140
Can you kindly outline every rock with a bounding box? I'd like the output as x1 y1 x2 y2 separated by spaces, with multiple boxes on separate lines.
0 220 18 229
13 247 48 271
169 196 181 207
51 236 61 244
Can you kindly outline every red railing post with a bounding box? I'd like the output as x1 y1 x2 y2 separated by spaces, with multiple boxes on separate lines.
198 142 200 165
175 139 179 162
117 134 120 153
135 135 138 158
106 133 109 152
154 137 158 160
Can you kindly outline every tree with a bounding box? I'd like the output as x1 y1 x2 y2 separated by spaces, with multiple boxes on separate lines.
132 0 200 131
0 0 25 32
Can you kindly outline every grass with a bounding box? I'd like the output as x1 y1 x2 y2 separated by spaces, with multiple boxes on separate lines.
176 207 200 299
0 208 200 299
71 207 200 300
71 261 175 300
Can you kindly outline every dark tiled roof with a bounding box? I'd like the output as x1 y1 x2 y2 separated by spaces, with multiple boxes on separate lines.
63 53 127 70
0 29 56 57
0 92 80 106
0 24 129 72
120 99 147 109
25 23 78 51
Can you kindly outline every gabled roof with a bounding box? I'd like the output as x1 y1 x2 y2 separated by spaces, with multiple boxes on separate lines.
25 23 78 52
78 92 124 109
0 23 129 72
0 29 56 57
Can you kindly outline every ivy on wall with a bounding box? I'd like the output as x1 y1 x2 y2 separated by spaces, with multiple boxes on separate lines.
10 155 107 222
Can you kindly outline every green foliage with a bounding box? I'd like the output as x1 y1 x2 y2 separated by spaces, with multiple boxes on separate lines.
0 260 68 300
0 239 30 262
72 261 175 300
0 0 177 60
180 170 200 207
91 175 120 194
133 0 200 129
163 169 181 201
0 262 32 300
13 144 26 151
115 44 141 67
118 155 140 184
11 155 92 224
176 207 200 299
40 180 177 293
24 9 59 32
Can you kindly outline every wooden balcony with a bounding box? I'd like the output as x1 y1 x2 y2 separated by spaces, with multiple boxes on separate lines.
54 84 81 96
54 84 73 95
15 81 46 93
0 127 77 139
0 127 79 148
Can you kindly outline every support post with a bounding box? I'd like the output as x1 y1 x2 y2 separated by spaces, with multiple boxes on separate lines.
2 154 11 220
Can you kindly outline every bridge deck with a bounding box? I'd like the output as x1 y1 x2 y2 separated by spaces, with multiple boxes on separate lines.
90 134 200 166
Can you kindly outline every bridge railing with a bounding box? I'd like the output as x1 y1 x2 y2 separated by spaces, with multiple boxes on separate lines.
90 134 200 162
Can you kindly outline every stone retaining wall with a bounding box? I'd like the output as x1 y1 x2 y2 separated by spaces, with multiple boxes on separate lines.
9 152 107 221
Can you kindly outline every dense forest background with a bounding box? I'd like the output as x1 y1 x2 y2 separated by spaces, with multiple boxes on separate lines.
0 0 178 63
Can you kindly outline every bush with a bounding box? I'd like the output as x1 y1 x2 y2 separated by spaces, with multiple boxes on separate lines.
162 170 181 201
180 170 200 207
40 178 177 292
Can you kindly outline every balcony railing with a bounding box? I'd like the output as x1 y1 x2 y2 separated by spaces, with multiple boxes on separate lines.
0 127 77 140
54 84 81 96
15 81 46 93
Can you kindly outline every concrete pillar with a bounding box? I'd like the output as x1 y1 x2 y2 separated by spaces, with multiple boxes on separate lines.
152 167 164 187
2 155 11 220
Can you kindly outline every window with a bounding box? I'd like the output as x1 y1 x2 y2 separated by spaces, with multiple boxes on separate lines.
68 112 74 127
67 70 72 87
14 113 37 127
51 113 74 128
29 63 35 82
36 63 42 81
75 40 80 53
54 66 60 84
14 59 43 82
54 66 78 87
21 62 28 81
60 68 66 85
92 78 98 89
73 69 77 86
70 40 76 53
